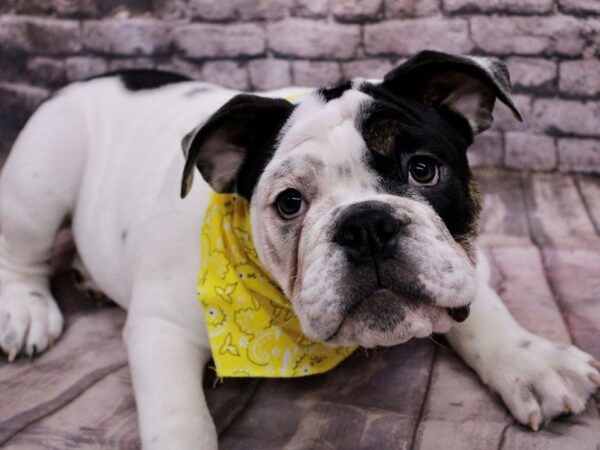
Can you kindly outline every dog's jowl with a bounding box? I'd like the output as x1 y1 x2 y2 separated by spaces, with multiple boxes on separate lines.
1 51 598 448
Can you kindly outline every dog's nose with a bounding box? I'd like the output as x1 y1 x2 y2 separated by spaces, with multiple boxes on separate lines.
333 201 402 261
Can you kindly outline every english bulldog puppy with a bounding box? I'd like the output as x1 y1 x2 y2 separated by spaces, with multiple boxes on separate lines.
0 50 598 449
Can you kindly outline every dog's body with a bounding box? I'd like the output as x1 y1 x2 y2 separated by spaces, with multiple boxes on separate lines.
1 52 598 449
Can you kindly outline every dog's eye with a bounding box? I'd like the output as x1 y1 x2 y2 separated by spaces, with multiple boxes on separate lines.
408 156 439 186
275 189 306 220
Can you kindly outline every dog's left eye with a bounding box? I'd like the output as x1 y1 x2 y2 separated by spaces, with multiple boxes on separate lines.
408 156 440 187
275 189 306 220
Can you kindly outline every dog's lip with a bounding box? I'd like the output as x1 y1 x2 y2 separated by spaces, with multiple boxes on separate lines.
323 291 471 342
446 304 471 322
323 288 414 342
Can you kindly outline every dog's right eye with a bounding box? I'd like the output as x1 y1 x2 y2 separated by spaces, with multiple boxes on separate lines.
408 156 439 187
275 189 306 220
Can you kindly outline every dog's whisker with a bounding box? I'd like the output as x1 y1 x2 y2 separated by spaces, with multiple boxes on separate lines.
427 335 452 353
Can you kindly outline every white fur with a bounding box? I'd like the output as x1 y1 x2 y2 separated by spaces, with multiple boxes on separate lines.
447 248 599 428
0 78 597 449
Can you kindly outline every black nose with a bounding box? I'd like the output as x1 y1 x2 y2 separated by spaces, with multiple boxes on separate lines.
333 201 402 261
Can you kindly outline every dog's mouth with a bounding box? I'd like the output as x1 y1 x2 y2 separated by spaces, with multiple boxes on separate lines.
322 288 471 345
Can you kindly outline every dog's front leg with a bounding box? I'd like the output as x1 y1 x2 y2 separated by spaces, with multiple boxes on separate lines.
446 249 600 430
125 300 217 449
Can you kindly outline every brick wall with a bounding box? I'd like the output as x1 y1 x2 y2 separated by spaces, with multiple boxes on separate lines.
1 0 599 173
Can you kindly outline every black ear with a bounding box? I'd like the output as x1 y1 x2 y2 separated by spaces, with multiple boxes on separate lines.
382 50 522 134
181 94 294 198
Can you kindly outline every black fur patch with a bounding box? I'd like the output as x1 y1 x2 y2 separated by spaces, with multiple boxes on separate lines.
358 81 479 242
317 80 353 102
181 95 295 200
120 70 190 91
235 102 295 200
89 69 190 91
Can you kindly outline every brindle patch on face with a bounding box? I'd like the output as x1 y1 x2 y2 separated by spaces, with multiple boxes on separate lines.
362 117 404 157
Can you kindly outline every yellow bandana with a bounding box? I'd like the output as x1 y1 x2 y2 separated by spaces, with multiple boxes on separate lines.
197 193 357 377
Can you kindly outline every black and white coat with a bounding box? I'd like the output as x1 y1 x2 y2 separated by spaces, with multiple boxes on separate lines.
0 51 598 449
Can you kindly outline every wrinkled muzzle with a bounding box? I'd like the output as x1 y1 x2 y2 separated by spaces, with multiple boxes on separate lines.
293 197 478 348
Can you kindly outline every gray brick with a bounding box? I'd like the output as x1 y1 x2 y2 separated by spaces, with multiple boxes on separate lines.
201 61 249 90
26 57 66 87
470 16 585 56
156 58 203 79
559 60 600 97
0 15 81 55
189 0 237 20
109 58 156 71
65 56 109 81
174 24 265 59
506 57 556 93
584 19 600 55
332 0 382 21
385 0 441 17
1 0 97 16
48 0 97 16
97 0 153 15
444 0 553 14
364 18 473 56
268 19 360 59
533 99 600 137
467 131 503 168
189 0 290 21
558 138 600 173
291 0 329 17
237 0 291 20
505 132 557 171
558 0 600 14
248 59 292 91
82 19 171 56
153 0 191 19
341 59 394 80
0 82 49 154
292 60 342 87
492 95 533 132
0 82 49 110
0 53 27 84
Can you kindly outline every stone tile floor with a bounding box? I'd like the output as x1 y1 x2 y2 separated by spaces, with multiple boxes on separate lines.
0 169 599 449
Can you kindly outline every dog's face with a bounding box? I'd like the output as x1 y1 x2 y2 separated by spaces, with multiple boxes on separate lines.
182 50 521 348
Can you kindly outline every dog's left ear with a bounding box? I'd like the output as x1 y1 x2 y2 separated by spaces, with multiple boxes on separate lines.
382 50 522 134
181 94 293 198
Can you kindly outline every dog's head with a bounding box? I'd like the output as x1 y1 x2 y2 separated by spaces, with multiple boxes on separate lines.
181 50 521 348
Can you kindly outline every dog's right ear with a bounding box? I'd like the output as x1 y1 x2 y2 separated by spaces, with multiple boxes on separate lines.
180 94 294 198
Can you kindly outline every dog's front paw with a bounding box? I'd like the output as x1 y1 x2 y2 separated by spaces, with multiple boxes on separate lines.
479 334 600 430
0 284 63 360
